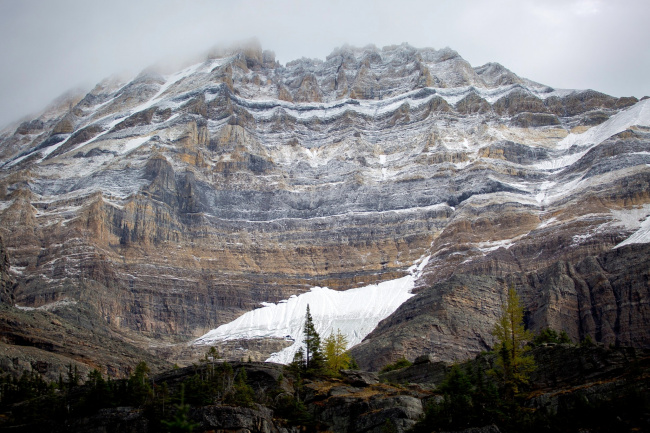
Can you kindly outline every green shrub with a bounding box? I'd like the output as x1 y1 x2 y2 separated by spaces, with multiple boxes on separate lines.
274 394 314 427
581 334 596 347
533 328 572 345
227 367 255 407
380 357 412 373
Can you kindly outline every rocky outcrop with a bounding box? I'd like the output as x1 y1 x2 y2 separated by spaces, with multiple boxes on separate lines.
379 357 451 387
311 392 424 433
351 275 505 371
65 408 151 433
339 369 379 386
155 338 293 366
300 376 425 432
0 302 170 380
62 405 287 433
194 405 279 433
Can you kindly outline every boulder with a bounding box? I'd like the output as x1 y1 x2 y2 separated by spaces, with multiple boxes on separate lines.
340 369 379 386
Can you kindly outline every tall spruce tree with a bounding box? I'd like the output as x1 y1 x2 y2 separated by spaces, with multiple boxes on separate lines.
302 305 323 371
491 286 535 398
128 361 152 406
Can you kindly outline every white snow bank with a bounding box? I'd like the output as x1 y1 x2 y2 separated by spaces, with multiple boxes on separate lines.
613 204 650 248
615 215 650 248
557 99 650 150
194 257 430 364
476 238 515 253
120 136 151 154
532 99 650 172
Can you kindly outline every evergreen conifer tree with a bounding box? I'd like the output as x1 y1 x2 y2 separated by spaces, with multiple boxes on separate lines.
67 363 80 388
85 368 113 410
302 305 323 371
161 384 199 432
231 367 255 406
128 361 152 406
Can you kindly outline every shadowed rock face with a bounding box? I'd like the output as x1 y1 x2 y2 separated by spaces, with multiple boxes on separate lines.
351 243 650 371
0 41 649 369
0 237 14 305
0 302 171 380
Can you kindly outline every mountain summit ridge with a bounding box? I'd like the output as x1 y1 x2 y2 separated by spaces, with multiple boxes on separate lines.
0 42 648 371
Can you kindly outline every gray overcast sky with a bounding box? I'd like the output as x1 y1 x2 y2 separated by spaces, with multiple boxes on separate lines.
1 0 649 128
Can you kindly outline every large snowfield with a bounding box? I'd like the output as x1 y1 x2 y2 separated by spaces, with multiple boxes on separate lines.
194 257 430 364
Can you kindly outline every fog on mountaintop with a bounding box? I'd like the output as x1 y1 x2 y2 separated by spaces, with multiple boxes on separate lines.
1 0 649 128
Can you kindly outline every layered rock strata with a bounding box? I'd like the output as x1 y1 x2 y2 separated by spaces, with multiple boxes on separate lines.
0 41 649 368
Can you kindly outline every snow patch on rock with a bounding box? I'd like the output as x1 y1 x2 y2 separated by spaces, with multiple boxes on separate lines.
14 298 78 311
613 204 650 248
558 99 650 151
120 136 151 154
194 256 430 364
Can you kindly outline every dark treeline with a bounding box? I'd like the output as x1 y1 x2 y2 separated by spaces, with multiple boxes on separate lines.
0 358 274 432
409 347 650 433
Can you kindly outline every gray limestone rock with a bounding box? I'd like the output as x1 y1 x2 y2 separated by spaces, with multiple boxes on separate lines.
0 42 648 373
340 369 380 386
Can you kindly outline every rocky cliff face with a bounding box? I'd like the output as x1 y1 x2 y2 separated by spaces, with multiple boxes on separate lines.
0 237 15 305
0 41 649 370
352 243 650 370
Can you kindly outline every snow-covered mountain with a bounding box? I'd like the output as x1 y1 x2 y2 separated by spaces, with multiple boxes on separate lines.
1 41 649 370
